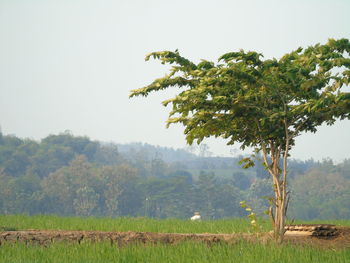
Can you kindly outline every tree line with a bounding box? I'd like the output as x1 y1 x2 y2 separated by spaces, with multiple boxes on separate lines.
0 131 349 220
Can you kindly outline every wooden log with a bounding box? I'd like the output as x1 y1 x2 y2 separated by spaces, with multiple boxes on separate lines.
285 230 313 236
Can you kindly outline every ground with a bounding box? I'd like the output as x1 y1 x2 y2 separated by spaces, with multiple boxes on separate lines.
1 227 350 249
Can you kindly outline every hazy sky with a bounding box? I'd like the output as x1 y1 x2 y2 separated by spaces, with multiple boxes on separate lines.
1 0 349 162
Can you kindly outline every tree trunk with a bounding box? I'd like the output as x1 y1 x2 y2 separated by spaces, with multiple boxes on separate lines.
273 189 286 243
262 143 287 243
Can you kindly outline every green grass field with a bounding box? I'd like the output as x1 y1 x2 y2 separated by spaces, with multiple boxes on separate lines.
0 214 269 233
1 215 350 263
1 214 350 233
1 241 350 263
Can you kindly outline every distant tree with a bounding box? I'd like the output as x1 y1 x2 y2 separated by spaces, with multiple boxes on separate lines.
100 165 137 216
73 186 100 216
0 171 42 214
42 155 102 215
338 159 350 179
287 158 318 179
100 166 124 216
93 143 120 166
130 39 350 242
232 171 251 190
195 173 216 219
194 173 242 219
3 151 29 177
2 134 23 147
109 165 142 216
150 157 167 177
290 168 350 220
199 143 212 157
42 132 99 161
246 178 274 214
0 138 39 177
167 169 193 184
31 145 75 178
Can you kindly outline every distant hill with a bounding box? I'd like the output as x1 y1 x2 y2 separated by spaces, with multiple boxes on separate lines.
1 131 349 220
116 142 196 163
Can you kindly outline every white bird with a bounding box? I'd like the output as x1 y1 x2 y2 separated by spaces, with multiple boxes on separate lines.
190 212 201 221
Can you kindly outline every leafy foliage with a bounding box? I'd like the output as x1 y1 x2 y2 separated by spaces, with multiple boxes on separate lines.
131 39 350 152
130 39 350 241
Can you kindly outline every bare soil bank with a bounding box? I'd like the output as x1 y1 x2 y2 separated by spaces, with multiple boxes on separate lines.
1 227 349 249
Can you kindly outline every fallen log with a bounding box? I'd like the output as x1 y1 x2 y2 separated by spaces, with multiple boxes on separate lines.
284 224 338 237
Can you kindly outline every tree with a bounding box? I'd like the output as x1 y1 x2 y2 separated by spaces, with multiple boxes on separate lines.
73 186 100 216
130 39 350 242
100 165 137 216
232 171 251 190
41 155 102 215
290 168 350 220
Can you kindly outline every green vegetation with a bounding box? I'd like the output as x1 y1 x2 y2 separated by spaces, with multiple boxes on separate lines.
1 214 350 233
1 241 349 263
1 216 349 262
130 38 350 241
1 131 350 220
0 131 246 219
0 214 270 233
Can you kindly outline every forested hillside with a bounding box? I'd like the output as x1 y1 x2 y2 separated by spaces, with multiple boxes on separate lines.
0 131 349 220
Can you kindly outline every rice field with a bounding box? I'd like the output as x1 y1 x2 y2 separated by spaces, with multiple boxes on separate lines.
1 215 350 263
2 214 349 233
1 240 350 263
0 214 270 233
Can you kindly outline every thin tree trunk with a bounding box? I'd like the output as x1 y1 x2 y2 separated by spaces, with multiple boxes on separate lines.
262 143 286 243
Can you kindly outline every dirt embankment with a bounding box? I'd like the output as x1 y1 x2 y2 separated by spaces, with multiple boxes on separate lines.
1 227 350 249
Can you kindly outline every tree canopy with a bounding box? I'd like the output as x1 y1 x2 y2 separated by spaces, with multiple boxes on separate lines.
131 39 350 151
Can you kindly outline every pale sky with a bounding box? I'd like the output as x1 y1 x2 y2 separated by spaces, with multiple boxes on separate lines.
0 0 349 162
